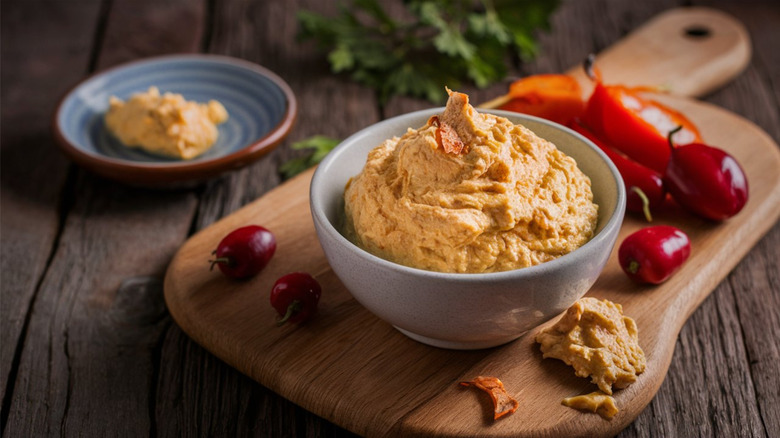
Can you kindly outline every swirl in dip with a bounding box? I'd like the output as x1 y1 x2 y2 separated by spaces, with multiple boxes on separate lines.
343 90 598 273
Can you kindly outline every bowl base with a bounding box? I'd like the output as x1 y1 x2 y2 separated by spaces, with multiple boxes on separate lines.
393 326 525 350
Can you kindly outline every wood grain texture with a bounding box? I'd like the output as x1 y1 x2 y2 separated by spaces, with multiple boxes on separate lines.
564 7 751 96
0 0 103 423
1 0 204 435
152 1 378 437
163 44 780 438
2 0 778 437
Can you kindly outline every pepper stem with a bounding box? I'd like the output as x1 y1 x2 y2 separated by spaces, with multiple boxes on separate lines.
209 257 232 271
630 186 653 222
667 125 683 151
583 54 600 81
277 300 302 326
627 260 640 274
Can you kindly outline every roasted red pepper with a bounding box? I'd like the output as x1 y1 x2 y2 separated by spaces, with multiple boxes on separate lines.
664 127 749 221
271 272 322 325
570 119 666 221
483 74 585 126
583 55 703 173
618 226 691 284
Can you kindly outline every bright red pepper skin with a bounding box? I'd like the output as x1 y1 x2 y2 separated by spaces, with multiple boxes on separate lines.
581 81 609 137
581 56 702 174
570 120 666 219
585 83 693 173
271 272 322 325
211 225 276 279
618 226 691 284
588 83 670 172
664 143 749 221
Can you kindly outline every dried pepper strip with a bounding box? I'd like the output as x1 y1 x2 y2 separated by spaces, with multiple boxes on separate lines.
428 115 467 155
459 376 519 420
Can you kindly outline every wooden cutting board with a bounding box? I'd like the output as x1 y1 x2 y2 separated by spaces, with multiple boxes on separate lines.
164 8 780 437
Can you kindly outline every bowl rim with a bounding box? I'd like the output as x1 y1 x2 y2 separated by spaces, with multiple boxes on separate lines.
51 53 297 185
310 108 626 281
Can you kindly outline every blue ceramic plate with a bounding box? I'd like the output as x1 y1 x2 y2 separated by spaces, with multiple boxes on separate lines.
53 54 296 185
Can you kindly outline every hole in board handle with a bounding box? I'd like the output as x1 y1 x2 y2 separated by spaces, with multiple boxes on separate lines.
684 25 712 39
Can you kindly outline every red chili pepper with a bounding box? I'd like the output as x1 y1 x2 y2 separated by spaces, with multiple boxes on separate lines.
570 119 666 222
271 272 322 325
582 55 703 173
210 225 276 279
618 226 691 284
664 127 749 221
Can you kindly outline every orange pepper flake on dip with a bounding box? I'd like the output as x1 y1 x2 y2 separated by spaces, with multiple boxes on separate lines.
428 115 467 155
459 376 519 420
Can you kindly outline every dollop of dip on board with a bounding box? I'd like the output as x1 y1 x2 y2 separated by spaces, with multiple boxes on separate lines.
105 86 228 160
561 391 619 420
343 89 598 273
536 297 647 420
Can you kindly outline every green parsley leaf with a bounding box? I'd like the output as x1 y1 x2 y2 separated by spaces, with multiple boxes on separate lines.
297 0 560 106
279 136 341 180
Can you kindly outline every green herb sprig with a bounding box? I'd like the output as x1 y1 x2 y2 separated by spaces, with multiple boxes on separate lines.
279 136 341 180
297 0 559 105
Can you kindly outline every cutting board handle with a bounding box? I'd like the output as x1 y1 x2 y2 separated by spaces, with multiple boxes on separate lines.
567 7 751 98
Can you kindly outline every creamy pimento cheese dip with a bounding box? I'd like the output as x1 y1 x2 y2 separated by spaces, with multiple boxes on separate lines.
105 86 228 160
343 90 598 273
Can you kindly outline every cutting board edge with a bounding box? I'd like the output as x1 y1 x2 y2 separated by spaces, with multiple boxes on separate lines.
163 156 780 438
394 190 780 438
161 7 779 429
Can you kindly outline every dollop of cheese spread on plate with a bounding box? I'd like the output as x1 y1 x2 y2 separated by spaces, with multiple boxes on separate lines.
536 297 646 395
104 86 228 159
343 89 598 273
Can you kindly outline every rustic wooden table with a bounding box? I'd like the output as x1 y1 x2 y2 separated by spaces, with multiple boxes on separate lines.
2 0 778 436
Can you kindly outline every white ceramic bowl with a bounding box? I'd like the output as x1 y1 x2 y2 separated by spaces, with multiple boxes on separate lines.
310 109 625 349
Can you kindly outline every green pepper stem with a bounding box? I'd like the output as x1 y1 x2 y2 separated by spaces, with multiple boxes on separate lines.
277 300 302 326
209 257 231 271
583 54 597 81
630 186 653 222
628 260 640 274
667 125 683 151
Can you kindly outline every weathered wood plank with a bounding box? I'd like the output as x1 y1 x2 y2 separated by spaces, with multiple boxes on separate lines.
677 2 780 436
156 325 356 437
622 279 769 437
381 0 778 437
151 0 374 436
98 0 205 69
193 0 382 226
545 2 780 437
727 223 780 437
2 177 198 436
2 0 776 436
2 0 206 435
551 1 778 437
0 0 103 425
158 0 779 436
